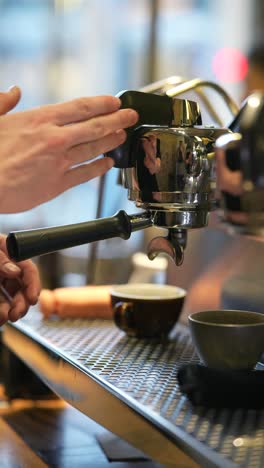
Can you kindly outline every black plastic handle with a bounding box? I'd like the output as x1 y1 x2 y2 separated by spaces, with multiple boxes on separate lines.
7 210 133 262
229 91 264 183
105 90 173 168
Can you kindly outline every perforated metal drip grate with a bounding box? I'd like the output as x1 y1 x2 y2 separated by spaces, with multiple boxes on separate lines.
17 318 264 468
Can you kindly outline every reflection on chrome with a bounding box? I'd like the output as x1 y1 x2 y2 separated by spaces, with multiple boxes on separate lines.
123 126 228 225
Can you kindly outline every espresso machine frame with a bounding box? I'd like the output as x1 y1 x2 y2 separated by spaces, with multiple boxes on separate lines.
2 78 264 468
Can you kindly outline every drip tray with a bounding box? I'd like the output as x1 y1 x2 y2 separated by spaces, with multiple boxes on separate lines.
3 313 264 468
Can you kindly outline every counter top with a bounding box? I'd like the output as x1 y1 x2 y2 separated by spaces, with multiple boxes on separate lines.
2 313 264 467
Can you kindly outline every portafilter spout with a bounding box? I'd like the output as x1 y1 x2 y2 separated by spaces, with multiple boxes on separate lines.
147 229 187 266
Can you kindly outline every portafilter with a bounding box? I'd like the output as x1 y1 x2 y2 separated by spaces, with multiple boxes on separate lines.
6 80 262 266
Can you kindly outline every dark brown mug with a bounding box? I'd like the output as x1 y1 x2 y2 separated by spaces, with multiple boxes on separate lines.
110 283 186 338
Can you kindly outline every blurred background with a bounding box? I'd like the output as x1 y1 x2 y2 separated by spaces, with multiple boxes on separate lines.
0 0 263 288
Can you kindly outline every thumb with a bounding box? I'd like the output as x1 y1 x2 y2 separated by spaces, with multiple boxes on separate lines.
0 86 21 115
0 248 21 278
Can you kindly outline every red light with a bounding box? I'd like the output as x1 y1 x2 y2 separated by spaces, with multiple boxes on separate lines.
212 47 248 83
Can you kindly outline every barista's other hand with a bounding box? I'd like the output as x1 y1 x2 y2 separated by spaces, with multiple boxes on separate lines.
0 85 21 115
0 88 139 213
215 148 243 196
0 234 41 325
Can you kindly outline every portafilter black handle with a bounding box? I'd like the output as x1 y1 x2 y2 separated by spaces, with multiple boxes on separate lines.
7 210 152 262
105 90 202 168
105 90 173 168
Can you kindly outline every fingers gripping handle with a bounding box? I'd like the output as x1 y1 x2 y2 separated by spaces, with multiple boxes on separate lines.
105 91 173 167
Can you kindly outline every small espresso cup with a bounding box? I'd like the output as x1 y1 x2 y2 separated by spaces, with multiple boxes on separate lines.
110 283 186 338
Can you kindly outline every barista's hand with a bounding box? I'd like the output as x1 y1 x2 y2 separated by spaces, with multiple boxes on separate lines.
0 234 41 325
215 148 243 196
0 86 21 115
0 87 139 213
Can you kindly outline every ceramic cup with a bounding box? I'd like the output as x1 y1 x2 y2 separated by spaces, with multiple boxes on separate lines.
110 283 186 338
189 309 264 370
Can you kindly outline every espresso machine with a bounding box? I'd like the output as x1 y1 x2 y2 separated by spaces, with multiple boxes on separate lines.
2 78 264 468
5 78 264 266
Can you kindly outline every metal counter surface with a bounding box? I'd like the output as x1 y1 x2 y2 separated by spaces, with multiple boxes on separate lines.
3 312 264 468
